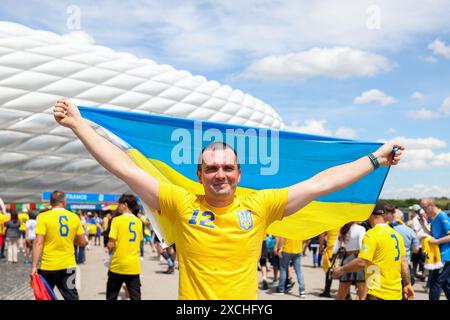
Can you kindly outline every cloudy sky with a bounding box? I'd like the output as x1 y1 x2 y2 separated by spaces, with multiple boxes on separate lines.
1 0 450 199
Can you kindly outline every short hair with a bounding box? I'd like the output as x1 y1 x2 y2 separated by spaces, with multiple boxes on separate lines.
50 190 66 206
372 200 395 215
118 194 140 216
421 198 436 207
197 142 240 172
394 209 404 221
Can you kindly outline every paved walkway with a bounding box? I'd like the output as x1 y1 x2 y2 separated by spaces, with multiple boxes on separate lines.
0 243 432 300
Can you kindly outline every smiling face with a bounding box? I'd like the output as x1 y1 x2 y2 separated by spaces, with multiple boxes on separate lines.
197 147 241 202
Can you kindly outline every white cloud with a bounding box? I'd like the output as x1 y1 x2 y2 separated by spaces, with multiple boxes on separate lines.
428 38 450 59
440 96 450 115
335 127 358 140
3 0 450 69
377 136 450 169
386 128 397 134
240 47 393 80
407 108 438 120
381 184 450 199
286 120 357 139
423 56 438 64
287 120 332 136
398 149 450 169
381 136 447 149
354 89 397 106
410 91 425 100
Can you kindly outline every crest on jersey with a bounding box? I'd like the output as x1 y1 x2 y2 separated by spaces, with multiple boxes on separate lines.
237 210 253 231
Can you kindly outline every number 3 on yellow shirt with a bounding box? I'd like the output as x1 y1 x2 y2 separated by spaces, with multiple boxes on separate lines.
390 234 400 261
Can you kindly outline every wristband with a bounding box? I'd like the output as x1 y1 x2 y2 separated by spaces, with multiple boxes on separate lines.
368 153 380 170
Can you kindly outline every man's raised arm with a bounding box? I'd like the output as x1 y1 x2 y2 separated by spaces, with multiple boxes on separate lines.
284 142 404 217
53 99 160 210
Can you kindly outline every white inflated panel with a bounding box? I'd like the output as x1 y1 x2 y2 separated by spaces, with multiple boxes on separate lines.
0 21 285 203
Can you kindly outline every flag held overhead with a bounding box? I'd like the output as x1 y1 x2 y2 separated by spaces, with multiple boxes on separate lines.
79 106 391 243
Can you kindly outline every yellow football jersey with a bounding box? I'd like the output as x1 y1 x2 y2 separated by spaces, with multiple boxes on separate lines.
358 224 406 300
103 216 110 231
282 238 303 254
87 223 97 235
18 213 29 232
36 208 84 270
109 213 143 275
0 214 6 235
158 182 288 300
322 228 339 272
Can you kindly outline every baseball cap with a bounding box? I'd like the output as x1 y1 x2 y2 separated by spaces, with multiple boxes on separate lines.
409 204 421 211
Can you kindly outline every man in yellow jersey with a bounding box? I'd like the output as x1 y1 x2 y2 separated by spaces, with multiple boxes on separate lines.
0 210 8 259
274 237 306 297
106 194 143 300
333 202 415 300
53 98 404 299
31 191 86 300
18 208 30 253
319 228 339 298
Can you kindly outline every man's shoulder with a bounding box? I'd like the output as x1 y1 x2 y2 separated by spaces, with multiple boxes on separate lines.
116 213 141 223
438 211 450 221
159 182 198 201
364 227 376 237
40 209 78 219
240 188 288 201
366 225 390 238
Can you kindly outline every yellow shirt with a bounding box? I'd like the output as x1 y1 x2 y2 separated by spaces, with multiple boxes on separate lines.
322 228 340 272
158 182 288 300
103 217 110 231
109 213 143 275
422 237 443 270
18 213 29 232
0 214 9 235
282 238 303 254
358 224 406 300
36 208 84 270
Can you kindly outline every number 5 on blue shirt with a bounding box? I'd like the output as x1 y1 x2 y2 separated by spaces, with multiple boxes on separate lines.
129 222 137 242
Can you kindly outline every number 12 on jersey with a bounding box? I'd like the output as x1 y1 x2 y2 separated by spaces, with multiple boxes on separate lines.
188 210 215 229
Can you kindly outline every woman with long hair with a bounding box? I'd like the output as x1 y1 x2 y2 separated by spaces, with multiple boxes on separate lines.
333 221 367 300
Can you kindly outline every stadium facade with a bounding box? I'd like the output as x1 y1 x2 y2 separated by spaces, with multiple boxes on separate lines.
0 21 285 207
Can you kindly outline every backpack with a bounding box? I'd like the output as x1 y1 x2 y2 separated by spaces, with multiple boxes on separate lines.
266 235 276 251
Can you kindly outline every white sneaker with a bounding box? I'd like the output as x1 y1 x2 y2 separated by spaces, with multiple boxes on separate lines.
300 291 306 298
140 257 144 261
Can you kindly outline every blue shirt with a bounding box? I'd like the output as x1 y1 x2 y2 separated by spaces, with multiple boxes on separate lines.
393 223 419 263
431 212 450 262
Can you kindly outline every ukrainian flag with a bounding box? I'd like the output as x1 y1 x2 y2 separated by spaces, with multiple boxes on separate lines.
79 106 390 244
